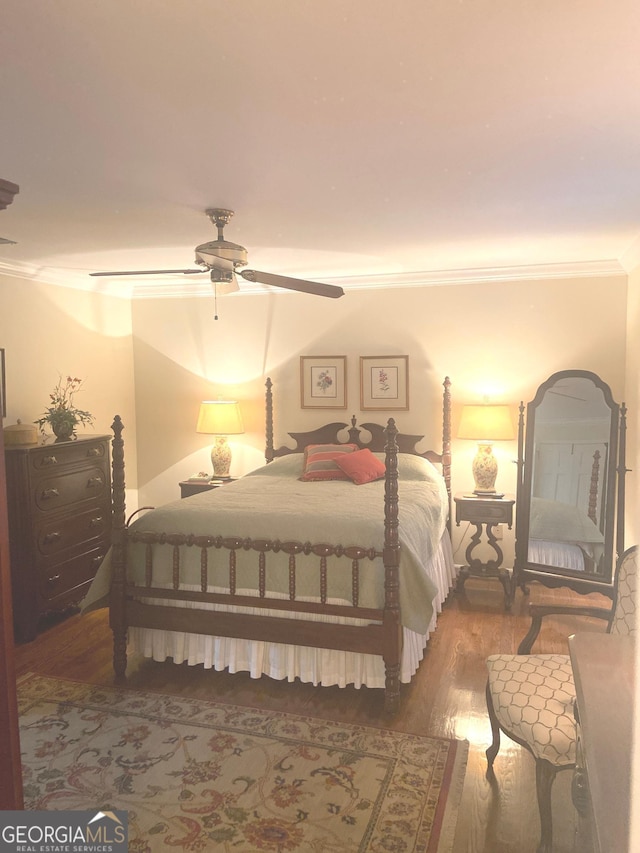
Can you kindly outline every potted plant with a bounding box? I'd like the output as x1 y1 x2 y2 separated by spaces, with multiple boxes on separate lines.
35 375 95 442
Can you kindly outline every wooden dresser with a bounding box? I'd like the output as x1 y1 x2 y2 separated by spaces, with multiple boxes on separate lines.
5 435 111 642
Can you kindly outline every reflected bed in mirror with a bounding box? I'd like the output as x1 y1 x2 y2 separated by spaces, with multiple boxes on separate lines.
514 370 627 598
529 496 604 572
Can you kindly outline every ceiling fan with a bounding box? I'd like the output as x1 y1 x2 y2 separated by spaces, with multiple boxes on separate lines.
90 208 345 303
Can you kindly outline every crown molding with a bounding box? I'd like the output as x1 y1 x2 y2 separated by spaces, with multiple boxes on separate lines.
620 235 640 274
0 256 627 298
325 259 626 290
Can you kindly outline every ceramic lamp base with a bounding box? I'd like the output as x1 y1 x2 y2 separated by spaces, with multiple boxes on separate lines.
211 436 232 478
472 442 498 493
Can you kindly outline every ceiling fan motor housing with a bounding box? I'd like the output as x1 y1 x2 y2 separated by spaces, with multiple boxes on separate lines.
195 240 248 268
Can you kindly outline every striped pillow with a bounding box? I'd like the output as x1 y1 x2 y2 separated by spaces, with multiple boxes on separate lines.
299 443 360 481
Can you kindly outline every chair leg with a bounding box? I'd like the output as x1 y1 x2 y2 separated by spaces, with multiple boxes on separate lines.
485 680 501 772
535 759 558 853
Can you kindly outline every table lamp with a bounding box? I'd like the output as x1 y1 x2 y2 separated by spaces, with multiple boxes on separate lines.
457 404 514 494
196 400 244 479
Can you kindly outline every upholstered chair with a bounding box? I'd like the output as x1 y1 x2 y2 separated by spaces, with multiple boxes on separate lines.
485 544 637 853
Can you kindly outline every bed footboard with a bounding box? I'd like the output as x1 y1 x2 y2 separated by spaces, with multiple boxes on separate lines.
108 422 403 713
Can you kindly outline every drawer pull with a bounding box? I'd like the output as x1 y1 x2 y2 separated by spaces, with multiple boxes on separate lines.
41 488 60 500
41 455 58 466
87 447 101 457
43 531 62 545
47 573 61 586
87 476 104 488
89 516 104 528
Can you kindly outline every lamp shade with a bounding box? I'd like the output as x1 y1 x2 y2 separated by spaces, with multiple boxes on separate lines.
457 405 514 442
196 401 244 436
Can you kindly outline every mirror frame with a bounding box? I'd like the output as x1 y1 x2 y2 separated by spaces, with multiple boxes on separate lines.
514 369 625 599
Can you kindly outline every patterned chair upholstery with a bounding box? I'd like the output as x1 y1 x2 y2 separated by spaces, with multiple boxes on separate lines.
485 545 637 853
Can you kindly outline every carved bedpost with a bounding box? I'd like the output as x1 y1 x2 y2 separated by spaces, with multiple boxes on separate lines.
516 402 525 494
588 450 600 524
383 418 402 714
442 377 452 532
265 377 274 463
513 401 527 593
109 416 127 680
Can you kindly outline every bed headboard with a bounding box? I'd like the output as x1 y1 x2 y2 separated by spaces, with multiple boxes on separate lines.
263 375 452 500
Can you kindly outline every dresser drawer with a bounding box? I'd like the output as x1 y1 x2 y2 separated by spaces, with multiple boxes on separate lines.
38 547 107 605
37 503 111 558
34 464 109 513
29 439 108 472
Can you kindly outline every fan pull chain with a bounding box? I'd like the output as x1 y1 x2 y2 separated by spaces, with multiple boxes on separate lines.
213 281 219 320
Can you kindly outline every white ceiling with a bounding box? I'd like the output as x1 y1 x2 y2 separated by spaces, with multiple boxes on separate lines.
2 0 640 298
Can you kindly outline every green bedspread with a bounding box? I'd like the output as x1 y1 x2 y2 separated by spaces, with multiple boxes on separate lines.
82 453 449 634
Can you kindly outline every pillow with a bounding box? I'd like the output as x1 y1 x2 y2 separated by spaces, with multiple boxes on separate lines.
299 443 359 481
335 447 386 485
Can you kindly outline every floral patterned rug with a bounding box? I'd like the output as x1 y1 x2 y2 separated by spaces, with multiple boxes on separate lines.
18 674 467 852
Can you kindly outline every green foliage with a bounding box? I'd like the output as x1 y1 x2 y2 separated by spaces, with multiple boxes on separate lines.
35 375 94 436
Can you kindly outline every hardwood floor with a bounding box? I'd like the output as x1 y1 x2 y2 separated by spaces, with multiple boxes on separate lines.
14 578 608 852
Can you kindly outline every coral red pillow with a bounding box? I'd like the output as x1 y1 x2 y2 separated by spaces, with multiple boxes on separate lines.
299 443 360 481
335 448 386 485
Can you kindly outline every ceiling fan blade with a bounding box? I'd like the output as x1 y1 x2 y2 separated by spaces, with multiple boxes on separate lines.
240 269 344 299
90 268 205 277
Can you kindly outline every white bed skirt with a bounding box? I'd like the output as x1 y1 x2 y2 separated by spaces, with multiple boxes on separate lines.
528 539 586 571
128 534 456 690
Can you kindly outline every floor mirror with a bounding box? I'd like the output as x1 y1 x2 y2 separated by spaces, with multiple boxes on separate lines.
513 369 627 599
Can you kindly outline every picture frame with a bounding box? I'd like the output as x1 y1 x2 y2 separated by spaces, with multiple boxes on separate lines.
360 355 409 411
300 356 347 409
0 348 5 419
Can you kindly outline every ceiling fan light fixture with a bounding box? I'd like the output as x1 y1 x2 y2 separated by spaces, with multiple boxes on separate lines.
210 268 239 295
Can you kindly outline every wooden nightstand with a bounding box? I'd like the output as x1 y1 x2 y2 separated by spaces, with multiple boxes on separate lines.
454 492 515 609
179 478 237 499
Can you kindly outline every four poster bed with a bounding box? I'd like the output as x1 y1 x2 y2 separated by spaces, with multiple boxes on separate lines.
86 377 455 713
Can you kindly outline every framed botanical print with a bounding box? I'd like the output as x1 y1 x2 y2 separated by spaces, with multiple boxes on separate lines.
300 356 347 409
360 355 409 411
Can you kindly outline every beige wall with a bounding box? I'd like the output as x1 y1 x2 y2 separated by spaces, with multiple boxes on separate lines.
625 266 640 546
626 264 640 853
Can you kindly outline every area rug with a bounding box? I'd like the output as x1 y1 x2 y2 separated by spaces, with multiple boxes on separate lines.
18 674 467 852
